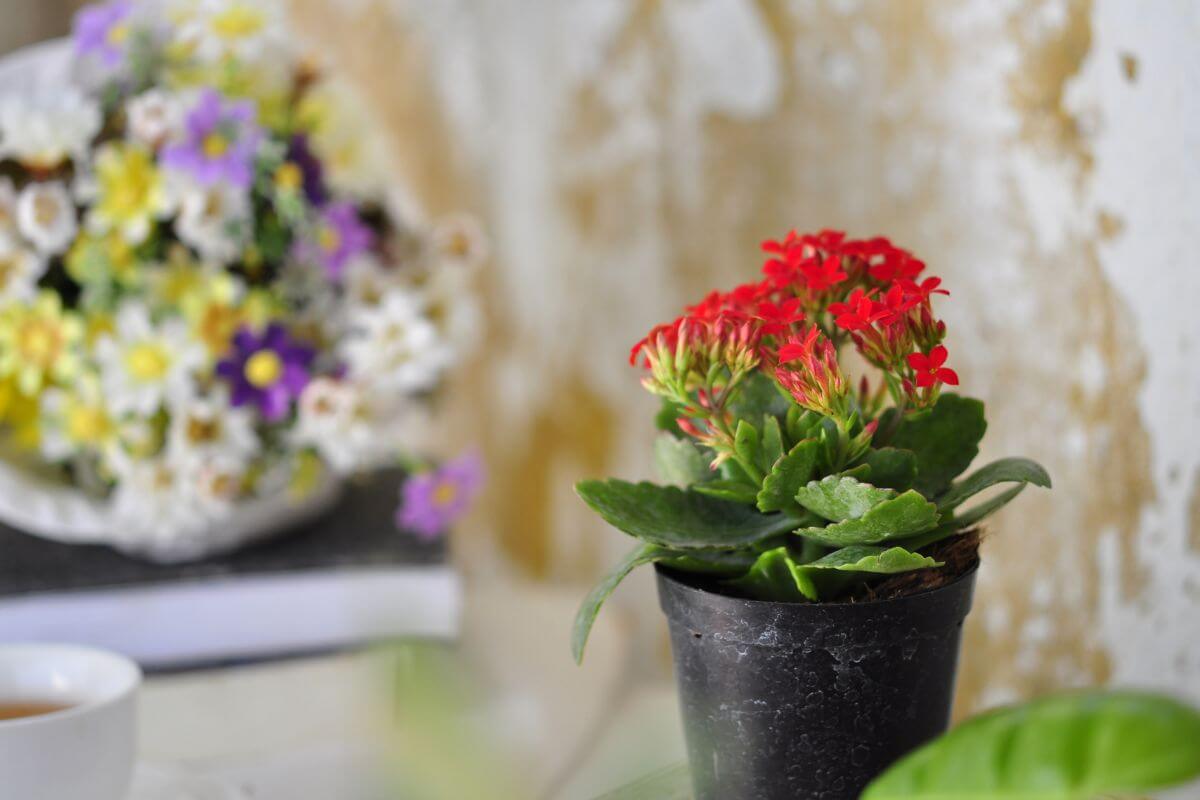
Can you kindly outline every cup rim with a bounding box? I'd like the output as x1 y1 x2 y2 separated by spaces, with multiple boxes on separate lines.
0 643 141 730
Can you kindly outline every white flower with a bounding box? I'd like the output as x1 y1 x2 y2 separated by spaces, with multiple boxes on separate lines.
173 0 288 64
173 180 251 265
189 453 248 515
16 181 78 255
0 233 46 301
342 255 398 311
0 86 101 169
293 377 430 473
107 456 213 555
340 287 452 394
94 303 206 417
125 90 183 148
165 389 258 469
305 77 397 198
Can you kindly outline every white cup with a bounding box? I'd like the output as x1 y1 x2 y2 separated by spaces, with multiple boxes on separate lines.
0 643 141 800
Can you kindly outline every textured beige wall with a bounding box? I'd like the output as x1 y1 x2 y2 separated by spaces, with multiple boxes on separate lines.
286 0 1200 712
5 0 1197 712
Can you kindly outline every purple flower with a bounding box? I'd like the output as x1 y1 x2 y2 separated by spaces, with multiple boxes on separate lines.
161 90 263 189
286 135 328 206
294 201 374 280
216 325 314 422
73 1 134 67
396 452 485 540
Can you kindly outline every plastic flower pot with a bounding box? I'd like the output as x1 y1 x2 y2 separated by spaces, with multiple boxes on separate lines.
656 563 977 800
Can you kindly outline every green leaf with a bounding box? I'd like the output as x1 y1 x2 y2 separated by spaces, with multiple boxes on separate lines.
890 394 987 497
571 542 667 664
726 546 818 602
760 416 784 474
805 545 942 573
661 548 764 576
859 447 918 491
730 371 791 423
576 480 800 549
862 690 1200 799
795 475 898 522
794 490 940 547
654 398 685 437
653 434 712 487
937 457 1051 511
734 419 761 478
756 439 820 514
786 406 824 445
949 483 1027 529
693 479 760 505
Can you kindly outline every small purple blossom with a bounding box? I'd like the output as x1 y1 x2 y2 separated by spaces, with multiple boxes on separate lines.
287 134 328 206
161 90 263 189
73 1 134 68
216 324 314 422
294 201 375 280
396 452 485 540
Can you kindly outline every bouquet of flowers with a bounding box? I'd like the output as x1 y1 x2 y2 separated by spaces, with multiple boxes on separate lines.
573 229 1050 661
0 0 483 560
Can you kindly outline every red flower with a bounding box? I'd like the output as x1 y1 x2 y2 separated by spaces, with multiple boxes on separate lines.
799 254 848 292
755 296 805 337
870 251 925 283
907 345 959 388
775 326 849 418
829 288 887 331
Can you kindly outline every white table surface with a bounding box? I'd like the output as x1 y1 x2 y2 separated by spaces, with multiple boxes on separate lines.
132 579 669 800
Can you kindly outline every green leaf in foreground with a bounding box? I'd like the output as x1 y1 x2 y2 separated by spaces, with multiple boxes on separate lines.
804 545 941 573
571 543 667 663
795 475 898 522
653 433 712 487
936 457 1051 511
890 394 987 497
727 546 819 602
859 447 918 491
729 544 938 602
576 479 800 549
862 690 1200 799
757 438 820 514
692 479 760 505
794 490 940 547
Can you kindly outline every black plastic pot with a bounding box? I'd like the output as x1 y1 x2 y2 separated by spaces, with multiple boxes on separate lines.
656 564 977 800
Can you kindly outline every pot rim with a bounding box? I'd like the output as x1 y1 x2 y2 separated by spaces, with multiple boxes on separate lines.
655 559 979 609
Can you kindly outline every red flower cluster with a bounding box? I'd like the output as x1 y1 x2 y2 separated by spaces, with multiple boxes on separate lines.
629 229 959 440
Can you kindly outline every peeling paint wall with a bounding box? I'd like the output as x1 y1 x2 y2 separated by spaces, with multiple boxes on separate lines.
292 0 1200 709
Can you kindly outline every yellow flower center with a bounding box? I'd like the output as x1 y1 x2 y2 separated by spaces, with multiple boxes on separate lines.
275 162 302 192
33 193 60 227
186 415 222 444
17 320 62 367
210 5 265 40
433 481 458 507
125 342 171 381
318 226 341 253
203 133 230 158
107 23 130 46
244 350 283 388
66 404 112 444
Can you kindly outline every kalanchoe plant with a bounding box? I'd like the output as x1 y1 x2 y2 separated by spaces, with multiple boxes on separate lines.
573 229 1051 662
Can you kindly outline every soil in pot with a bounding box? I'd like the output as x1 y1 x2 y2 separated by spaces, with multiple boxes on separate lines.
657 534 980 800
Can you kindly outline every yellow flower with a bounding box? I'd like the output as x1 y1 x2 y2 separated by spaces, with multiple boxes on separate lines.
0 292 83 395
177 270 247 357
0 377 40 451
88 142 171 245
39 374 118 461
66 230 142 288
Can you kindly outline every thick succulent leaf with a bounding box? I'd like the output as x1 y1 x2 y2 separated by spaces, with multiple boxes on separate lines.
937 457 1051 511
759 416 784 473
858 447 918 491
661 547 764 576
692 479 760 505
572 542 667 663
795 475 898 522
653 433 712 487
890 394 987 497
949 483 1028 529
576 480 800 549
757 438 820 514
794 490 940 547
839 463 872 481
786 406 824 445
734 419 762 479
863 690 1200 799
726 546 818 602
654 397 685 436
805 545 942 573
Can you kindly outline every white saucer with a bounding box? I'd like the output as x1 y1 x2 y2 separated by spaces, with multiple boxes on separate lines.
129 765 248 800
